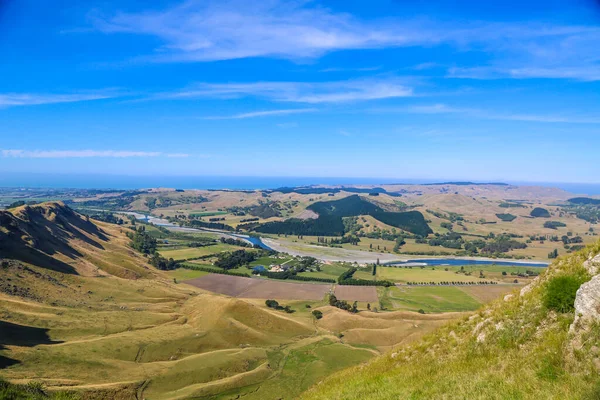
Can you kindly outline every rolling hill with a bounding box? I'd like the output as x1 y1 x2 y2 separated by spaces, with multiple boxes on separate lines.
0 203 454 399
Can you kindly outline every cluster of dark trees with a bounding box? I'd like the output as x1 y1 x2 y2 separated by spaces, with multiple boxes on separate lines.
328 294 358 313
188 239 218 248
326 235 361 245
219 237 252 247
240 217 260 223
128 227 181 271
181 263 250 277
248 202 282 219
370 211 433 236
127 227 157 254
562 235 583 245
481 235 527 254
338 268 394 287
428 232 464 249
496 213 517 222
214 250 256 269
247 195 433 237
89 212 125 225
543 221 567 229
499 202 528 208
569 197 600 206
530 207 551 218
208 217 226 222
149 253 178 270
265 299 294 313
187 219 234 231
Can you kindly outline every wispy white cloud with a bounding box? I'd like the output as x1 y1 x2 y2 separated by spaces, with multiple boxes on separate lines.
394 103 600 124
0 92 116 108
90 0 432 63
161 78 413 104
204 108 317 120
448 66 600 82
87 0 600 82
0 149 191 158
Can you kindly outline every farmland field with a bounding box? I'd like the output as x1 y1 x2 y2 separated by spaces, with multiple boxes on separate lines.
334 285 379 302
185 274 332 300
378 286 482 313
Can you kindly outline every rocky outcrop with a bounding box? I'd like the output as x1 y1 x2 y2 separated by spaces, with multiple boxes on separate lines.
571 273 600 332
570 253 600 333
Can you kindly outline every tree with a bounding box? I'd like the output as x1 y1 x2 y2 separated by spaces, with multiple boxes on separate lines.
351 301 358 313
367 303 371 310
312 310 323 319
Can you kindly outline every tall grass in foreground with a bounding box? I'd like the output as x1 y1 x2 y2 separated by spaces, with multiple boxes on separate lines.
300 241 600 400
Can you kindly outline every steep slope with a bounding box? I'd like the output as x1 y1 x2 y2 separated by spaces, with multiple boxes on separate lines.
0 202 150 278
300 242 600 400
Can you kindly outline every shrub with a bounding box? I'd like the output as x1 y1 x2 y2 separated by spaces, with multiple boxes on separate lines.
543 275 585 313
312 310 323 319
417 309 426 314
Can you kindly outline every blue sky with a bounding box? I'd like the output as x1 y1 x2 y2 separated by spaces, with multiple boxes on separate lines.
1 0 600 183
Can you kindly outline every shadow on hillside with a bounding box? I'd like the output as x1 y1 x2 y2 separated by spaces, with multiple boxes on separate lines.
0 320 63 369
0 204 116 274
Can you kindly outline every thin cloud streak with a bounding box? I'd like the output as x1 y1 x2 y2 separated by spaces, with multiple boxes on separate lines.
160 78 413 104
0 149 190 158
395 103 600 124
204 108 318 120
0 93 116 108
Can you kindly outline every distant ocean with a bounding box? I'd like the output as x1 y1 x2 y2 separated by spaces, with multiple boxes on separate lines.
2 174 600 196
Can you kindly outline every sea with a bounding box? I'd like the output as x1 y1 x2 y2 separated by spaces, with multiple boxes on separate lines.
1 174 600 195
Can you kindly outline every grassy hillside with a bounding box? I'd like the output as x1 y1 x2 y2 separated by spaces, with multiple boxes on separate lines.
0 202 151 279
1 203 465 399
300 242 600 400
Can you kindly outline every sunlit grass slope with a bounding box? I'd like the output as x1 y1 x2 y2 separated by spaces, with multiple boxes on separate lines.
300 242 600 400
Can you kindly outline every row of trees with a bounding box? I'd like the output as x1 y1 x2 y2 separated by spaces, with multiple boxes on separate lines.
338 267 394 287
328 294 358 313
265 299 294 313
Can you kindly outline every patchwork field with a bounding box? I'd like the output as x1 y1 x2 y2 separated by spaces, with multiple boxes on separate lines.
378 286 483 313
334 285 379 302
184 274 332 300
